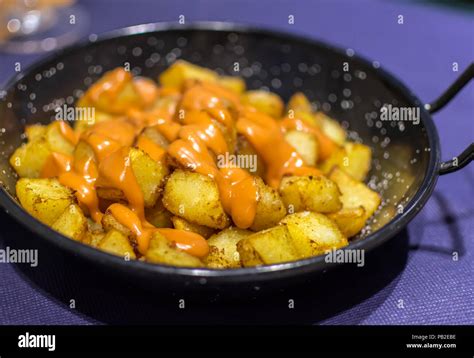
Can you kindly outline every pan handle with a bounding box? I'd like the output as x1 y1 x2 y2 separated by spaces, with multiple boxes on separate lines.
425 63 474 175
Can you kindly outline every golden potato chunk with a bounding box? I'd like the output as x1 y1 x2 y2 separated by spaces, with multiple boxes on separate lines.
10 138 51 178
25 124 47 141
321 142 372 181
284 130 318 166
218 76 246 94
145 201 173 228
328 167 381 222
287 92 313 113
279 175 342 214
327 206 367 238
45 122 75 155
51 204 88 241
145 232 203 267
171 216 214 239
162 170 230 229
280 211 348 258
241 90 284 118
16 178 74 225
98 229 136 259
237 225 300 267
314 112 347 146
129 147 168 207
250 177 287 231
159 60 218 88
204 227 251 268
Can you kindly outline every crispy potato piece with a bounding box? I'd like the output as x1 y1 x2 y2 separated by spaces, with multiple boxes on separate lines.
141 127 169 149
280 211 348 258
237 225 300 267
162 169 230 229
284 130 318 166
159 60 218 88
287 92 312 113
314 112 346 146
279 175 342 214
145 232 203 267
328 167 381 222
241 90 284 118
250 177 287 231
25 124 47 141
98 229 136 259
16 178 74 225
51 204 88 241
84 69 143 114
321 142 372 181
327 206 366 238
10 138 51 178
171 216 214 239
82 220 105 247
102 210 133 239
73 109 116 134
145 201 173 228
235 135 266 178
203 227 251 268
45 122 75 155
96 148 168 207
218 76 246 94
129 147 168 207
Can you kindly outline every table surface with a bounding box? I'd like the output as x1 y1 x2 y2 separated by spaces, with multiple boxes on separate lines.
0 0 472 325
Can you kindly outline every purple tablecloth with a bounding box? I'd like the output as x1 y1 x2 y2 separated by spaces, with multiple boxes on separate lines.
0 0 472 325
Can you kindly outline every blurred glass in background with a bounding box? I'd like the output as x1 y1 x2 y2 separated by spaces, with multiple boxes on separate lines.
0 0 89 53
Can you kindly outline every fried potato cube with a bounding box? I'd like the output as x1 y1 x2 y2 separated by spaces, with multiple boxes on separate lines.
237 225 300 267
85 68 143 114
241 90 284 118
280 211 348 258
314 112 347 146
218 76 246 94
25 124 47 141
45 122 75 155
328 167 381 222
250 177 287 231
279 175 342 213
129 147 169 207
145 232 203 267
73 110 116 134
321 142 372 181
327 206 367 238
10 138 52 178
287 92 312 113
145 201 173 228
203 227 251 268
51 204 88 241
82 230 105 248
102 210 133 239
162 170 230 229
235 135 266 178
171 216 215 239
98 229 136 259
159 60 218 88
16 178 74 225
284 130 318 166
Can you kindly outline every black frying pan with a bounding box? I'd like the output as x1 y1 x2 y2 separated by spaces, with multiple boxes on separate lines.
0 22 472 292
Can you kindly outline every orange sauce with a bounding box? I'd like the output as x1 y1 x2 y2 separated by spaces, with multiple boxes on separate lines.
41 152 73 178
280 116 336 161
236 108 320 188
